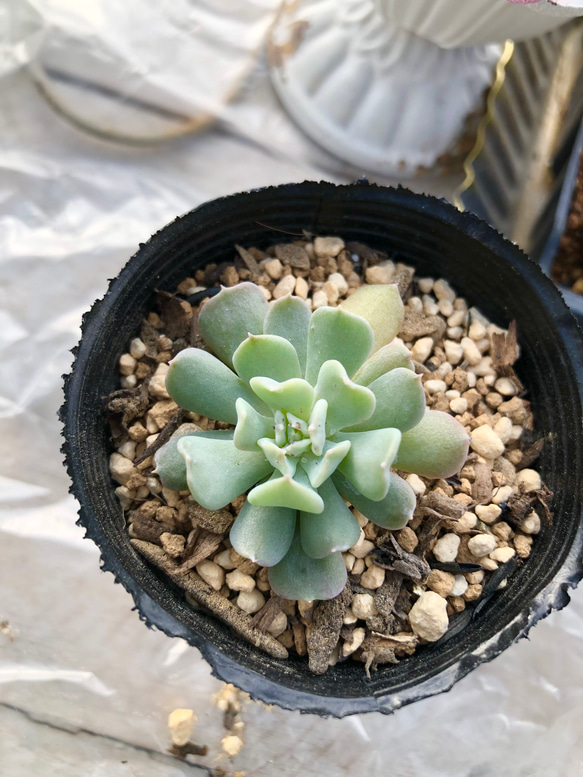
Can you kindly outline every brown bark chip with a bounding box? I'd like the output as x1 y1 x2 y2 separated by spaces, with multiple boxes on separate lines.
307 584 352 674
131 540 288 659
156 290 193 340
107 383 150 428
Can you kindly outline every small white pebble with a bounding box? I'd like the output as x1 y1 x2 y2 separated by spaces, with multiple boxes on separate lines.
360 564 385 589
469 320 486 340
226 569 256 593
352 593 378 620
259 285 272 301
471 425 505 459
433 279 455 302
267 610 288 636
451 575 468 597
433 533 460 563
149 363 170 399
196 560 225 591
120 374 137 389
323 280 340 305
522 510 541 534
118 440 136 460
480 557 499 571
264 258 283 280
457 511 478 532
447 309 466 328
343 610 358 625
438 299 454 317
450 397 468 415
115 485 134 510
222 734 243 757
342 627 365 657
350 535 375 559
273 274 296 299
352 558 365 576
493 416 513 444
424 379 447 395
447 327 463 341
366 265 394 285
437 362 453 378
406 473 426 495
510 425 523 442
461 337 481 366
422 295 439 316
314 236 344 256
468 534 497 557
312 289 328 309
418 277 434 294
490 546 516 563
237 589 265 614
409 591 449 642
109 453 135 485
475 504 502 524
495 377 518 396
168 709 197 747
411 336 433 363
476 337 490 354
469 357 495 377
492 485 514 504
445 389 461 399
408 296 423 313
214 550 238 570
467 372 477 388
343 552 356 572
135 485 149 499
294 276 309 299
119 353 136 376
516 468 542 493
328 272 348 296
444 340 464 365
130 337 147 360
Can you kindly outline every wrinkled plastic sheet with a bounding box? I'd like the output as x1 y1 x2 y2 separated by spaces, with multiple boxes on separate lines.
2 3 583 776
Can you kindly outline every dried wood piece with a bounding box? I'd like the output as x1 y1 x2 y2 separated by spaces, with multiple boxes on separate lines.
107 382 150 428
422 491 467 520
129 512 174 544
235 244 260 276
176 529 223 573
274 242 310 269
490 320 519 375
131 539 288 659
188 504 234 534
517 438 545 470
373 535 431 581
168 742 209 758
156 290 193 340
292 620 307 656
251 594 285 631
307 584 352 674
345 241 387 266
472 460 494 502
133 409 185 465
140 319 160 358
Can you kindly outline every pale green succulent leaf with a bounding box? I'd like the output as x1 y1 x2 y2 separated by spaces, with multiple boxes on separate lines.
178 434 271 510
286 412 309 436
257 437 297 477
268 529 347 601
345 368 425 433
198 282 269 368
300 440 351 489
395 410 470 478
340 284 404 355
273 410 286 446
154 430 232 491
233 398 274 452
300 478 361 559
250 376 314 422
335 428 401 501
232 334 301 384
305 306 374 384
307 398 327 456
263 295 311 375
354 341 414 386
313 359 375 431
166 348 266 424
285 438 312 458
248 469 324 513
333 470 416 530
229 500 296 567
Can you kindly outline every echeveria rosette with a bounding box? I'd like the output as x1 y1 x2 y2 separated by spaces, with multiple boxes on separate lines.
153 281 470 601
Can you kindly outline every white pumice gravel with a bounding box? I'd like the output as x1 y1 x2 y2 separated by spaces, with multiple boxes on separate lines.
352 593 378 620
516 468 542 493
522 511 541 534
168 708 197 747
432 533 460 563
360 564 385 589
273 274 296 299
451 575 469 597
470 425 506 459
406 473 426 495
492 485 514 504
475 504 502 524
196 560 225 591
490 546 516 563
468 534 498 558
312 289 329 309
237 589 265 614
226 569 256 593
267 611 288 637
411 336 433 363
409 591 449 642
342 627 365 657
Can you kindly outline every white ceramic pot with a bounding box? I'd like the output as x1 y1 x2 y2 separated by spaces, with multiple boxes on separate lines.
375 0 583 48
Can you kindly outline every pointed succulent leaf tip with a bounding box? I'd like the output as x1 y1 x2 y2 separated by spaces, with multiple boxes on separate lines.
345 368 425 433
285 438 312 457
313 359 375 431
286 412 308 436
250 376 314 422
198 282 269 368
300 440 351 489
304 306 374 385
155 430 233 491
269 529 348 601
273 409 286 446
257 437 298 477
248 469 324 513
340 283 404 355
234 398 274 452
177 433 271 511
307 398 327 456
229 500 296 567
232 334 301 384
166 348 265 424
395 410 470 478
263 294 311 376
354 340 414 386
336 428 401 501
333 470 416 530
300 478 361 559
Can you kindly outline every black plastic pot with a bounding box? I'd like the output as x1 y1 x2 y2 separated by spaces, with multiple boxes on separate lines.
61 182 583 717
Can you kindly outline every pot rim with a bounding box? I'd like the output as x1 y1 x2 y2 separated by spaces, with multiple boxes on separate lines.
60 180 583 716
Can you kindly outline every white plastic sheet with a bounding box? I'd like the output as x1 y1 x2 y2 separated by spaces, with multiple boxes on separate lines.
2 3 583 776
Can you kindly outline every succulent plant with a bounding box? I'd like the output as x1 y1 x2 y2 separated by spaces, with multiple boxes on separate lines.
153 281 469 601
